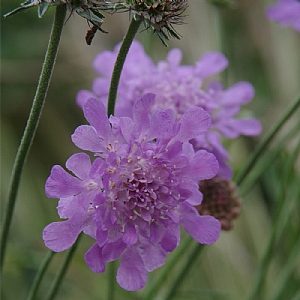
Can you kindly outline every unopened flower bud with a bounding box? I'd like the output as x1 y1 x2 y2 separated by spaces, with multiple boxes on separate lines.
196 177 241 231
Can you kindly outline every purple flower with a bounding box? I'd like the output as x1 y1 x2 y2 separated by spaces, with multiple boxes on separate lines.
77 41 261 179
267 0 300 32
43 94 221 291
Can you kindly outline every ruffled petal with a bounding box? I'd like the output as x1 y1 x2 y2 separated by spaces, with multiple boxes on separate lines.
133 93 155 135
45 165 82 198
102 239 127 262
196 52 228 78
57 197 76 219
117 247 148 291
173 107 211 143
43 220 81 252
230 119 262 137
71 125 104 152
220 82 255 106
161 224 180 252
66 153 91 181
138 236 167 272
148 109 176 140
85 243 106 273
187 150 219 181
179 203 221 244
122 223 138 245
84 98 111 141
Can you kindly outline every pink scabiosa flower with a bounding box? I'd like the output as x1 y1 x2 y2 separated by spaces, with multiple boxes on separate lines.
267 0 300 32
77 41 261 179
43 94 221 291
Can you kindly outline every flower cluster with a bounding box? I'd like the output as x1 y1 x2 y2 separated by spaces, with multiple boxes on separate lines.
43 94 221 291
77 41 261 179
267 0 300 32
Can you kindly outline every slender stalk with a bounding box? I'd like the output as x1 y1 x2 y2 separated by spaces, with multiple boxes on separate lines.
45 236 81 300
108 260 116 300
0 4 67 269
235 93 300 186
245 139 300 300
107 18 141 116
164 242 205 300
144 236 194 300
271 233 300 300
26 251 55 300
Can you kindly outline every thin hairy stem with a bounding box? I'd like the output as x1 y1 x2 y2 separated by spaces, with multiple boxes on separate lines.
0 4 67 269
107 18 141 116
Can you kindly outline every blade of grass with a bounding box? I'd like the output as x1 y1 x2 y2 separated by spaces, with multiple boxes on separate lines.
235 93 300 186
45 235 81 300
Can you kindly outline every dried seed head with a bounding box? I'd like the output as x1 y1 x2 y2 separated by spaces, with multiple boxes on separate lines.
124 0 189 45
196 177 241 231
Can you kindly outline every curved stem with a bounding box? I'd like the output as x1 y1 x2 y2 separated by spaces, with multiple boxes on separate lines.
0 4 67 269
144 236 194 300
245 140 300 300
108 260 117 300
107 18 141 116
45 236 81 300
26 251 56 300
165 242 205 300
235 93 300 186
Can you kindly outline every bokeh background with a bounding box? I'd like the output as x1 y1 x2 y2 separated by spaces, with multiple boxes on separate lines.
1 0 300 299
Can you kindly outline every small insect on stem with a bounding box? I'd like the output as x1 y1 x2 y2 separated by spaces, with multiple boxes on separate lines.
85 25 98 45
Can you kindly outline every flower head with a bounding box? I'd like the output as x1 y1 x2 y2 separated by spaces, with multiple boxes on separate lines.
44 94 221 291
77 41 261 179
267 0 300 32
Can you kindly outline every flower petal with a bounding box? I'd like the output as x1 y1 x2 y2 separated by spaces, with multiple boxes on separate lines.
122 223 138 245
133 93 155 135
45 165 82 198
187 150 219 181
117 247 148 291
84 98 111 141
172 107 211 143
66 153 91 181
102 239 127 262
179 203 221 244
71 125 104 152
196 52 228 78
161 224 180 252
220 82 255 106
85 243 105 273
43 220 81 252
138 236 167 272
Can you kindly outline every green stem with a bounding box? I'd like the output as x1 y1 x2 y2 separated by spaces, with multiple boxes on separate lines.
45 236 81 300
107 18 141 116
245 139 300 300
271 233 300 300
26 251 55 300
0 4 67 269
144 236 194 300
165 242 205 300
108 260 116 300
235 93 300 186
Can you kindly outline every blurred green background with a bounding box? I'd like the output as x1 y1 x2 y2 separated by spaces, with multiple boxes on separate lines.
1 0 300 299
